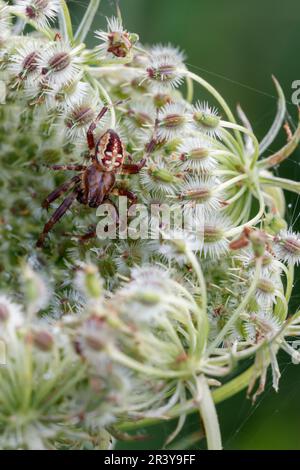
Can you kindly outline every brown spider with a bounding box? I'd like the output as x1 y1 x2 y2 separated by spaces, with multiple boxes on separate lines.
36 105 152 248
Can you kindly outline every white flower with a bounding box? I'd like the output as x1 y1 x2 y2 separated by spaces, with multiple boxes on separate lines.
63 94 105 142
8 40 42 84
150 43 186 63
23 76 54 106
274 229 300 265
0 295 24 336
116 265 173 323
124 100 156 133
255 275 282 307
49 78 89 109
23 266 50 312
159 228 197 265
144 51 185 92
157 102 191 141
37 41 82 89
248 310 282 341
114 240 156 275
192 101 222 139
176 137 217 173
0 1 11 41
178 175 222 216
140 157 180 195
76 314 114 365
238 248 280 276
95 16 136 59
14 0 60 28
191 212 231 258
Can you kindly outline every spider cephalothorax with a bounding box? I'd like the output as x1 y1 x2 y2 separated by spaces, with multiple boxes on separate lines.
36 106 149 248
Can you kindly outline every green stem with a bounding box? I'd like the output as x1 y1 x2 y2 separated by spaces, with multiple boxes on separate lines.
206 259 262 356
9 9 54 39
226 178 265 237
186 75 194 103
184 70 244 149
260 174 300 194
185 249 209 355
74 0 101 44
285 264 295 305
116 366 255 432
221 129 244 159
58 0 74 43
108 347 188 379
258 111 300 169
196 375 222 450
213 173 248 193
220 121 259 168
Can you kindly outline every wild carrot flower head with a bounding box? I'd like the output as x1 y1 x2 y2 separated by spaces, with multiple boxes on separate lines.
140 157 180 195
176 137 217 173
144 47 185 92
157 101 190 140
64 95 105 142
192 213 231 258
14 0 60 28
0 1 11 41
274 229 300 265
8 40 42 85
37 41 82 89
0 295 24 336
95 16 137 59
178 175 222 216
192 101 222 138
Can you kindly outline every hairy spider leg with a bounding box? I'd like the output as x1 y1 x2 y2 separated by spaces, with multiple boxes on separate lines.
37 190 79 248
77 198 119 243
50 165 87 171
42 175 81 210
87 106 109 153
112 186 137 205
119 117 159 174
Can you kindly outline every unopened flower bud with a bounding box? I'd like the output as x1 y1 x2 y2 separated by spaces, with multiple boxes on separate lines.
0 303 9 322
33 330 54 351
264 213 287 235
76 264 103 299
249 230 268 258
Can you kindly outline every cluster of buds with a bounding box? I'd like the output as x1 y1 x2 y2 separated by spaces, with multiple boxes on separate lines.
0 0 300 450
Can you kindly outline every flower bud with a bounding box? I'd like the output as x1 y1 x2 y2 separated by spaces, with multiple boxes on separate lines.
76 264 103 299
263 213 287 235
0 303 9 322
33 330 54 351
192 102 221 138
23 266 49 312
249 230 268 258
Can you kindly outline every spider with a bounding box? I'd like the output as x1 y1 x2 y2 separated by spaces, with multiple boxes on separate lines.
36 105 153 248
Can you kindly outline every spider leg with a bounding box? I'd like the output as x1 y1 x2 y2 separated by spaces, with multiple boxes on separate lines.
76 198 119 243
125 153 133 162
112 187 137 205
119 159 146 175
36 190 78 248
87 105 109 151
119 120 159 175
50 165 87 171
42 175 81 210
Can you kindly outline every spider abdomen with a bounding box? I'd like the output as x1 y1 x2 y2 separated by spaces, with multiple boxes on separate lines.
96 129 125 170
77 166 116 208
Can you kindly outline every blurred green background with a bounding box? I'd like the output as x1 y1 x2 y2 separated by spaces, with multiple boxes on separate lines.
69 0 300 449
